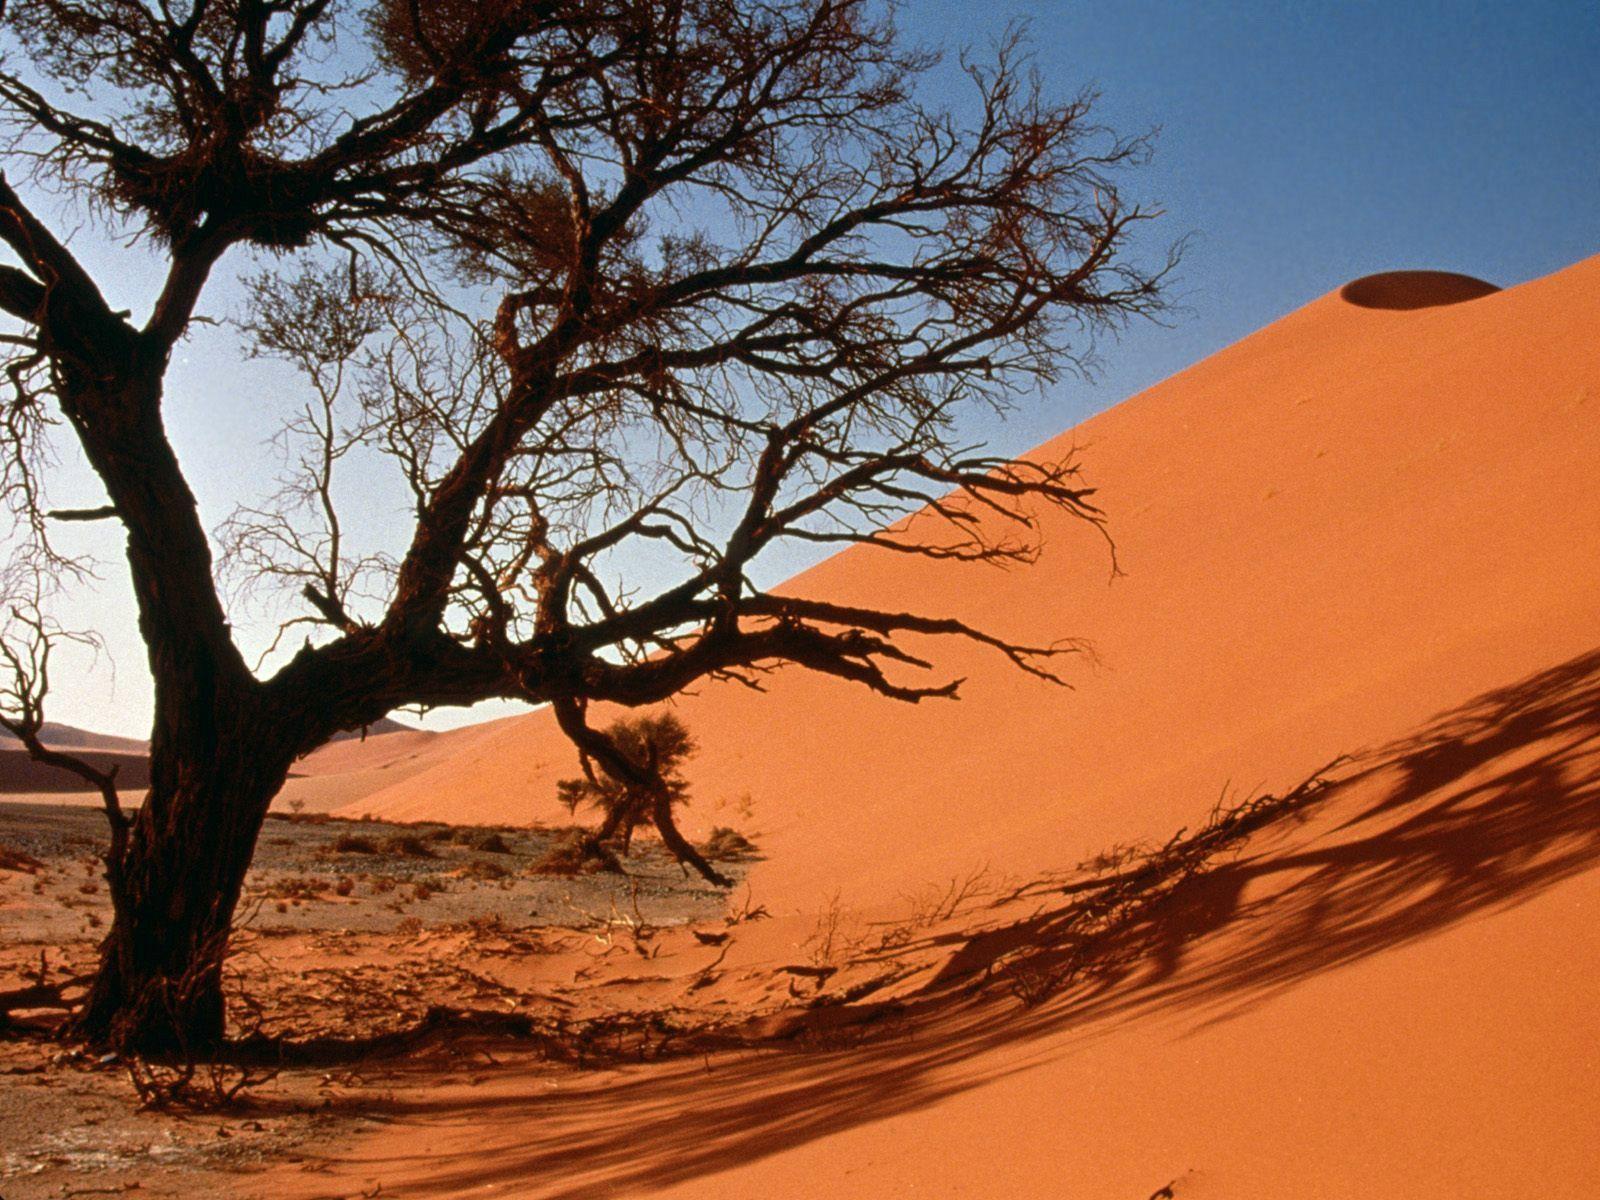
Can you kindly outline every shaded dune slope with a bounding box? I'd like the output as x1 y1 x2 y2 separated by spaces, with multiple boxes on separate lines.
0 717 424 810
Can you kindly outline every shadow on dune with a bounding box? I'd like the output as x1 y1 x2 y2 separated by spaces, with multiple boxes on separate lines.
1337 270 1501 309
340 648 1600 1199
1072 646 1600 1029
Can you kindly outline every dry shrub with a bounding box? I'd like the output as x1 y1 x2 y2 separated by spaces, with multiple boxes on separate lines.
334 875 356 897
262 875 324 901
701 826 758 861
557 712 695 852
532 829 621 876
332 833 378 855
473 831 512 854
382 834 438 858
461 858 510 881
0 842 44 873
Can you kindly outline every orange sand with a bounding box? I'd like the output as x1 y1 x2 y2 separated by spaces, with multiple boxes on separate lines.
14 254 1600 1197
279 255 1600 1198
346 256 1600 910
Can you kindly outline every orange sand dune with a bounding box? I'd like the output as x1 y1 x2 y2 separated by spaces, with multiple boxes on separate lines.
257 253 1600 1200
348 256 1600 911
276 725 442 813
279 712 561 814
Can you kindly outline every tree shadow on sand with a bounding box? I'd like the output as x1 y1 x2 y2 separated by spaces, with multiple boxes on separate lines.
332 648 1600 1199
1056 647 1600 1036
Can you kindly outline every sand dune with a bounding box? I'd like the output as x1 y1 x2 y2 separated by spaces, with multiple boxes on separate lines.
0 716 426 811
0 748 150 795
16 255 1599 1198
0 723 151 800
259 254 1600 1199
346 257 1600 910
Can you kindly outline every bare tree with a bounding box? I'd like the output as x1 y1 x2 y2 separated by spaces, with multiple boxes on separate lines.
0 0 1170 1055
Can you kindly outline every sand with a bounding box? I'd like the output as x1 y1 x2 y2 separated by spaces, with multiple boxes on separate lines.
298 255 1600 1198
8 254 1598 1198
344 256 1600 911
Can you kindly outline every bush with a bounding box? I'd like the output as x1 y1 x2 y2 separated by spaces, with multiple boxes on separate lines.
473 831 512 854
332 833 378 855
381 834 437 858
557 712 695 852
531 829 621 876
702 826 758 861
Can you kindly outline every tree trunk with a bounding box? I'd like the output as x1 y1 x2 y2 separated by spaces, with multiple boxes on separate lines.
651 789 730 888
72 726 299 1058
49 362 305 1057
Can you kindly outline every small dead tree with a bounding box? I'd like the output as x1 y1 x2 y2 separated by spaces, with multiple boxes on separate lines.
0 1 1172 1055
557 711 724 883
0 593 129 876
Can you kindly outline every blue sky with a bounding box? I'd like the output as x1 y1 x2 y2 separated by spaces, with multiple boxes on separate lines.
28 1 1600 738
900 0 1600 455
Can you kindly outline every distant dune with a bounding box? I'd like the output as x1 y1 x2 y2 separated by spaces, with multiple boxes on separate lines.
0 722 150 798
0 716 421 808
1 721 147 755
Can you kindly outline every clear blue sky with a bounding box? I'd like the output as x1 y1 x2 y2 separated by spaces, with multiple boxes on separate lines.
901 0 1600 455
34 1 1600 738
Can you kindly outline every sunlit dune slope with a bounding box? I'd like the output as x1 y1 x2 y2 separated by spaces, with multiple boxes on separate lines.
264 254 1600 1200
344 257 1600 915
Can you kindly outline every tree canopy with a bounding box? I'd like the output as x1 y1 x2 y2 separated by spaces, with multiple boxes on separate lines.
0 0 1169 1052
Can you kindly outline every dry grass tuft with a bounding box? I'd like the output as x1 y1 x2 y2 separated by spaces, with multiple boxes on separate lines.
701 826 758 861
381 834 437 859
0 841 45 873
532 829 621 876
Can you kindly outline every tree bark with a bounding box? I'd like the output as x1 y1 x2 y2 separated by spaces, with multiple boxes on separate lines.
72 719 299 1057
46 356 298 1056
651 789 731 888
